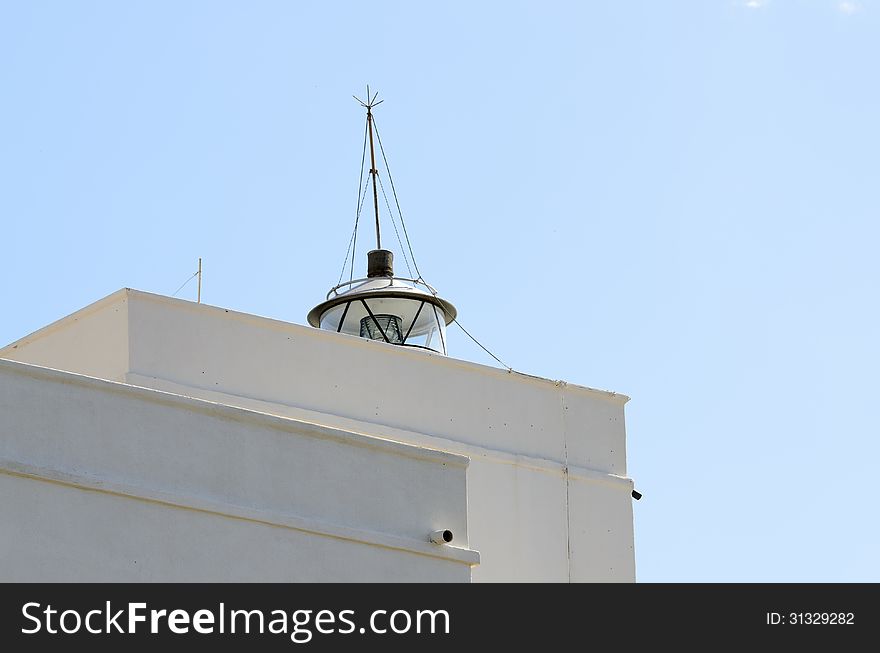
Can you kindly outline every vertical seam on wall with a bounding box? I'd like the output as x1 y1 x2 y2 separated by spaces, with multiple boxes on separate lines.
560 382 571 583
123 292 131 380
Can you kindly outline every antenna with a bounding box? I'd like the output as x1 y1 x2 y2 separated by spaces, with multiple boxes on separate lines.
353 86 384 250
170 259 202 300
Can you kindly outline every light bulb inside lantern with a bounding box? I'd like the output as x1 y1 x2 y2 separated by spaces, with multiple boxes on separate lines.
359 314 404 344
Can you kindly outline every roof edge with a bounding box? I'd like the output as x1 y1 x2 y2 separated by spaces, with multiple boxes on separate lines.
0 288 132 357
2 287 630 405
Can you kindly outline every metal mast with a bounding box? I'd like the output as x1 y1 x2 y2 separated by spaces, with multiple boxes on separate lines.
355 86 384 250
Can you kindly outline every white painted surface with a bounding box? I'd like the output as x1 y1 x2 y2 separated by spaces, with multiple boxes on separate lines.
568 472 635 582
0 359 474 582
1 290 129 381
0 473 469 582
1 288 635 582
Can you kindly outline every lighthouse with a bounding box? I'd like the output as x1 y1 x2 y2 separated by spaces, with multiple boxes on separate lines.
0 91 636 582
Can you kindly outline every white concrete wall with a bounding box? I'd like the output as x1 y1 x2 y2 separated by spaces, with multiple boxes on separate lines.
1 288 635 582
124 291 628 475
0 289 129 381
0 473 470 582
0 359 476 582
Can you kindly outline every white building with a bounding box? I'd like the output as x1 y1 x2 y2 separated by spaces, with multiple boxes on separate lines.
0 287 634 582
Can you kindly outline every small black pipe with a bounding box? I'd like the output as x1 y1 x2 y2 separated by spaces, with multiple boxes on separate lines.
367 249 394 278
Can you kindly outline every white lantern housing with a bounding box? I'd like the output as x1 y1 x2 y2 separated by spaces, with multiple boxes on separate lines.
308 249 457 355
308 89 457 354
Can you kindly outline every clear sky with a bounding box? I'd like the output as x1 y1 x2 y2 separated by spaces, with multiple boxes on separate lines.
1 1 877 582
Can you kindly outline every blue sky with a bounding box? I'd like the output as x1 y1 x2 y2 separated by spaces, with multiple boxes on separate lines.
1 1 877 582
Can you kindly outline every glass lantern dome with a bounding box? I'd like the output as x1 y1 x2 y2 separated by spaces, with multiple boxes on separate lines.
308 89 458 354
308 249 457 355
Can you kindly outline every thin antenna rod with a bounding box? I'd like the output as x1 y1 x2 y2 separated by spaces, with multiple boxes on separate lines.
367 93 381 249
355 85 384 250
197 257 202 303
